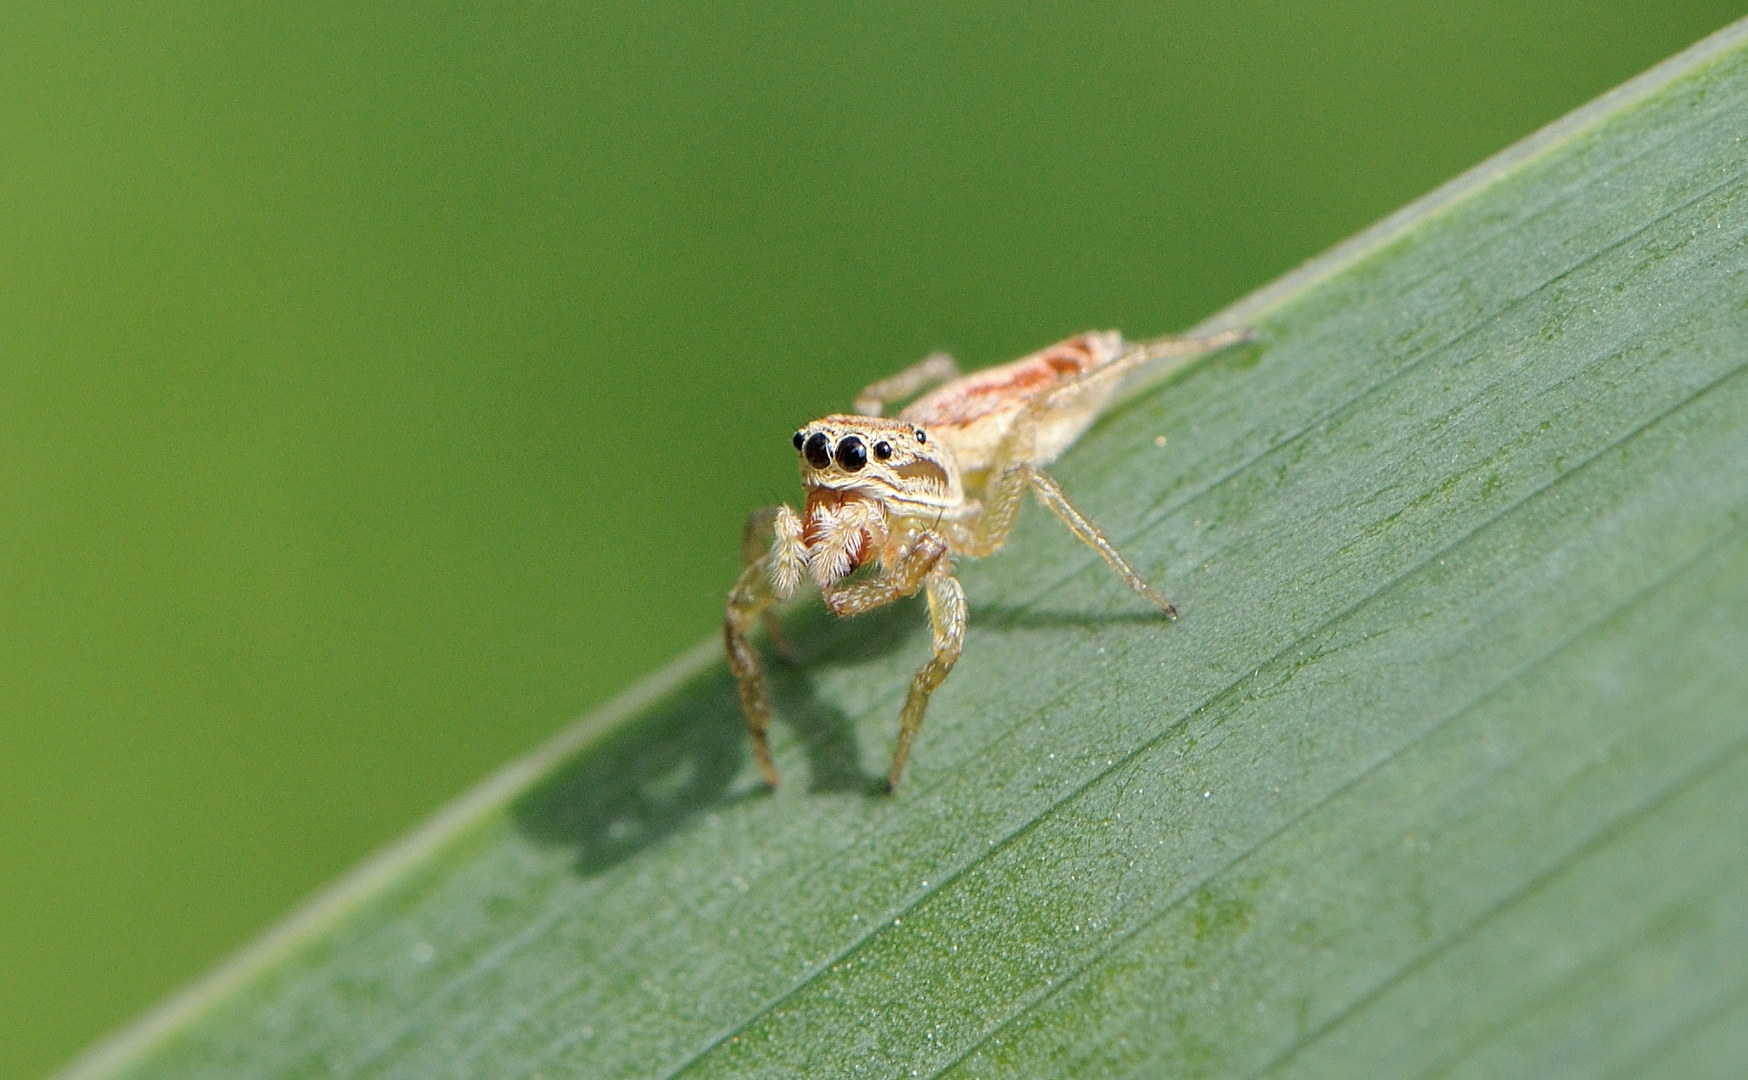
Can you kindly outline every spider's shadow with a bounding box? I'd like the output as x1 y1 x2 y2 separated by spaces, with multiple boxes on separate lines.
511 601 919 876
511 594 1163 877
974 602 1172 631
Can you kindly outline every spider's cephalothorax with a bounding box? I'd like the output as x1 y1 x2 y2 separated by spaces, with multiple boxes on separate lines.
726 326 1253 791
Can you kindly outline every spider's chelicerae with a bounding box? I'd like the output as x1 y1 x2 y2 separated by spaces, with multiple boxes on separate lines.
725 326 1253 791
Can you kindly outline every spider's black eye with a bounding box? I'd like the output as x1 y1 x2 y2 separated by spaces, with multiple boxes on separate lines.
836 435 867 472
793 430 805 450
873 440 893 460
914 428 927 444
803 431 832 469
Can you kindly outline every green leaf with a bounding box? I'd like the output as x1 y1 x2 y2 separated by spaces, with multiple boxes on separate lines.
62 19 1748 1080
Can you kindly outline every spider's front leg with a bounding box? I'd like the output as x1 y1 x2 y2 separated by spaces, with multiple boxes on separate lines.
726 505 805 787
888 565 965 792
740 507 803 660
820 529 962 791
819 528 945 616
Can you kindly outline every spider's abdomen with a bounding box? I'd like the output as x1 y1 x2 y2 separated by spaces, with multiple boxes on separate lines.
899 331 1125 481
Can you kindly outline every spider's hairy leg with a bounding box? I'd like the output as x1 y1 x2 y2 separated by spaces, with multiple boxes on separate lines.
819 530 952 792
725 571 781 788
955 399 1176 616
1028 470 1176 617
853 350 959 417
820 530 946 617
726 505 805 787
1131 324 1256 368
887 566 965 792
1040 326 1255 416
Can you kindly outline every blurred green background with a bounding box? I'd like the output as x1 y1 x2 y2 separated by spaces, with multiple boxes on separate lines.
1 2 1741 1076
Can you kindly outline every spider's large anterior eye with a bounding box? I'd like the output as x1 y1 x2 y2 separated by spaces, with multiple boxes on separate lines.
836 435 867 471
803 431 832 468
793 430 805 451
873 440 892 461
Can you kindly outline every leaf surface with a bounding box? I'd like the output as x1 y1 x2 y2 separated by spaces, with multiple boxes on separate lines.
63 19 1748 1080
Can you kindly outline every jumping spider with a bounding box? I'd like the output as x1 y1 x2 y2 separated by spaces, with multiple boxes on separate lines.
725 326 1253 791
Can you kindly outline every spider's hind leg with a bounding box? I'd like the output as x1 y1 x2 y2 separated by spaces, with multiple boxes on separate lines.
854 351 959 417
1039 326 1255 416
